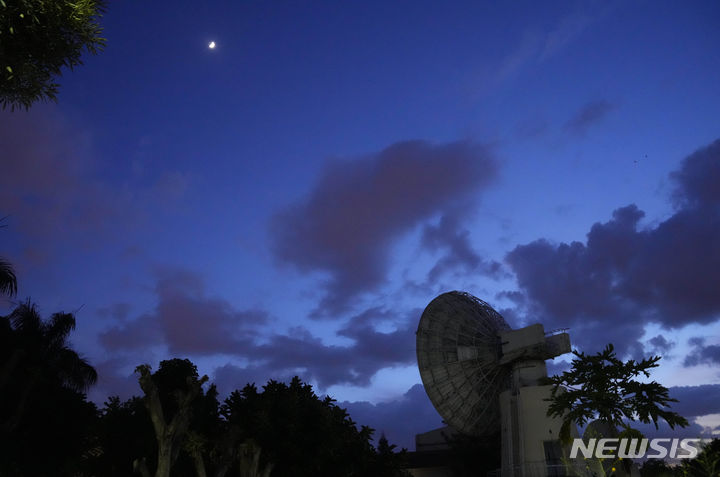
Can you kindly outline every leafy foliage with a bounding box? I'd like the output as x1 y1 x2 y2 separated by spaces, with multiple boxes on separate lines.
638 440 720 477
679 438 720 477
0 301 98 476
0 257 17 296
373 435 412 477
0 218 18 296
83 396 157 477
0 292 412 476
221 376 390 477
0 0 107 110
79 371 409 477
545 343 688 442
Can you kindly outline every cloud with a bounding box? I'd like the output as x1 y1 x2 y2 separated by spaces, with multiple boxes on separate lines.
270 140 498 316
96 303 132 322
647 335 675 355
495 31 542 83
669 384 720 419
505 138 720 355
88 357 142 403
670 138 720 208
0 108 192 270
629 419 715 440
490 9 599 87
100 267 267 355
209 378 443 450
215 307 418 389
683 337 720 367
538 12 593 61
102 273 418 388
0 107 117 238
564 100 615 135
341 384 444 450
421 213 503 283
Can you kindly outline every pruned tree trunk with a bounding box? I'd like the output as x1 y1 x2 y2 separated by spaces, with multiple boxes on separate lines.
185 431 209 477
189 446 208 477
135 364 208 477
238 440 273 477
133 457 152 477
156 438 175 477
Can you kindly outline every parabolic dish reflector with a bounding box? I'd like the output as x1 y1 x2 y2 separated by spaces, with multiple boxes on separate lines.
417 291 511 436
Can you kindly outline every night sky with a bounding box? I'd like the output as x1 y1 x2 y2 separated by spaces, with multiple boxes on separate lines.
2 1 720 449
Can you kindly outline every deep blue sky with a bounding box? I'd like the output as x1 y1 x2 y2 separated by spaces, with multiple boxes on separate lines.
2 0 720 448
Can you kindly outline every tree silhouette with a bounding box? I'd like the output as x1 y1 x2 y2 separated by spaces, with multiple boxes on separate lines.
220 376 408 477
373 434 412 477
679 438 720 477
639 458 678 477
0 300 97 476
84 396 157 477
0 0 107 110
0 257 16 296
0 300 97 432
0 217 17 296
134 359 209 477
545 343 688 443
47 361 413 476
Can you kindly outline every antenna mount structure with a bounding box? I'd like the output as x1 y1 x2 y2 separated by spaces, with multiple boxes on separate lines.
416 291 574 477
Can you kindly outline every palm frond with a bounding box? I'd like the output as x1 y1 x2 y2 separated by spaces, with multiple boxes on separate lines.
9 299 41 332
0 258 18 297
46 312 77 346
55 347 98 391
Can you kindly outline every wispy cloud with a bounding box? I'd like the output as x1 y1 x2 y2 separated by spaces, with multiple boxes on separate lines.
270 140 498 317
491 10 599 86
100 268 419 389
564 100 615 135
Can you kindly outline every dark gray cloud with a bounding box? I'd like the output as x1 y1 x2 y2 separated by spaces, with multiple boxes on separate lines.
213 307 417 389
96 303 132 322
683 337 720 367
341 384 444 450
0 108 192 276
270 140 498 316
629 420 715 440
565 100 615 135
209 378 443 450
670 139 720 208
88 357 143 403
100 268 266 355
505 138 720 355
546 358 572 377
0 108 120 239
647 335 675 355
577 385 720 438
668 384 720 419
102 272 417 388
421 213 503 283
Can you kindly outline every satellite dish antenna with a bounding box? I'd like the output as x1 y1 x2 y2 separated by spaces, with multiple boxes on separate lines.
417 291 573 476
417 291 511 436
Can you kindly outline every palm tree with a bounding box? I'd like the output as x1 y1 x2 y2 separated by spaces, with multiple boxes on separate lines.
0 300 97 432
0 257 17 297
1 215 18 297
